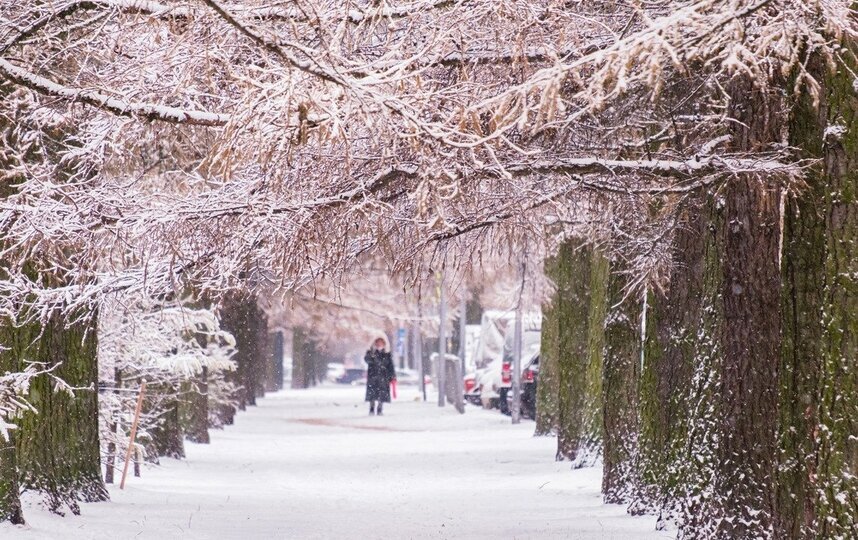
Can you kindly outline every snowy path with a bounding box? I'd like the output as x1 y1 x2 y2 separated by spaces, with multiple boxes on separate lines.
3 385 670 539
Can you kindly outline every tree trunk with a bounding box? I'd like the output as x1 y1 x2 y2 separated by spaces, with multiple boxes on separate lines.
812 58 858 540
104 368 122 484
267 331 285 392
555 241 608 465
291 327 309 389
708 80 784 539
151 396 185 459
535 252 561 436
11 310 109 515
601 263 642 504
220 293 268 406
182 368 210 444
778 52 858 538
252 304 269 400
0 430 23 524
634 194 723 532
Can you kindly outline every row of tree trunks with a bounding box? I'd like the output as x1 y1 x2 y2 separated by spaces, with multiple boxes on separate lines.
532 82 855 534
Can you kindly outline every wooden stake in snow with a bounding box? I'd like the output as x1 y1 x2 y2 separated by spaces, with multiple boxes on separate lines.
120 381 147 490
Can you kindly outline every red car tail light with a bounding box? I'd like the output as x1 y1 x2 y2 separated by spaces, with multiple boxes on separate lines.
523 369 534 383
501 361 511 384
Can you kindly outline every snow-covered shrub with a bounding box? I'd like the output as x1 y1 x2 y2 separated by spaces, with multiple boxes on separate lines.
97 292 236 471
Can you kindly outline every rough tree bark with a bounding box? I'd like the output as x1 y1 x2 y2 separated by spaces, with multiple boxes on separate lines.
555 241 608 464
535 251 561 436
709 79 784 539
601 261 642 504
779 52 858 538
10 310 109 515
634 194 723 533
0 112 24 524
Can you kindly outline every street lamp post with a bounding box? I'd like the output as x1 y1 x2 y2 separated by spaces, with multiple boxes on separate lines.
438 275 446 407
511 303 522 424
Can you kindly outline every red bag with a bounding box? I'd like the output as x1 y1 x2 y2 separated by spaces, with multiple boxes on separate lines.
390 379 398 399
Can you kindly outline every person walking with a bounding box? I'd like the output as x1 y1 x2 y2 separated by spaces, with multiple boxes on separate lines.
365 336 396 415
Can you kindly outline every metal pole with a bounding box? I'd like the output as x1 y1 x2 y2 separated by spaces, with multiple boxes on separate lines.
511 303 523 424
414 321 425 401
438 275 446 407
458 290 467 376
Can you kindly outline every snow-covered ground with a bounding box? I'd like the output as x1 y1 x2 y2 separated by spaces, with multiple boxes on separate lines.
3 385 670 539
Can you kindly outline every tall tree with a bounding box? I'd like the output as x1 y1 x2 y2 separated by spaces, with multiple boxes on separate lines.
707 81 785 539
535 252 561 436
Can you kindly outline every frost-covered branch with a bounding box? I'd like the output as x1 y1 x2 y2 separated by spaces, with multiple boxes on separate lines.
0 58 229 126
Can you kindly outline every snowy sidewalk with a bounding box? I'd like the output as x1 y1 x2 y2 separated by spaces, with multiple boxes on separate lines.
3 385 669 539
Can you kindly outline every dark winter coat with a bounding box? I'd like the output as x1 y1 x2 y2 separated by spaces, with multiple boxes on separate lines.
364 349 395 402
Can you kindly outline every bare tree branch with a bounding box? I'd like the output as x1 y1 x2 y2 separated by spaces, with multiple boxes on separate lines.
0 57 229 126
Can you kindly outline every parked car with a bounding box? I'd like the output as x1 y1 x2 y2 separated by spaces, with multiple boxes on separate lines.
497 332 542 414
474 358 503 410
395 368 431 386
335 368 367 385
499 349 540 417
326 362 346 383
521 355 539 419
463 372 481 405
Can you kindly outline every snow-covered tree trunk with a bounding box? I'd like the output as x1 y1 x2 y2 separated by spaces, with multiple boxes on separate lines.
151 395 185 459
535 251 561 436
0 83 24 525
11 310 108 515
634 194 722 532
0 429 22 524
555 242 607 465
709 80 784 539
183 368 210 445
601 262 642 504
779 52 858 538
